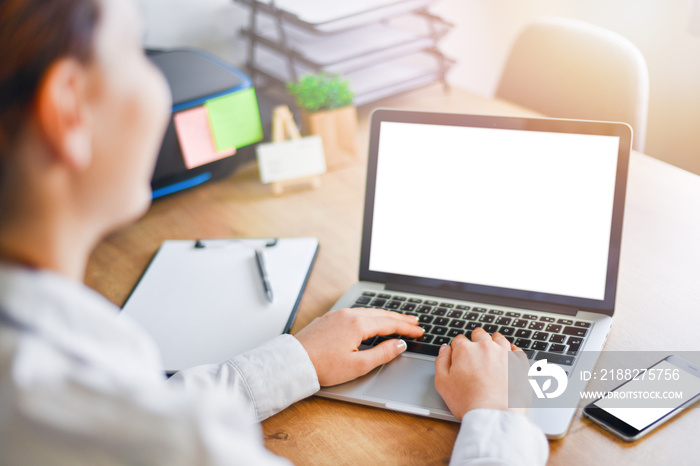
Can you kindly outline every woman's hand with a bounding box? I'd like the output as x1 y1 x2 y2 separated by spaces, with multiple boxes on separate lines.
434 328 531 420
295 308 424 387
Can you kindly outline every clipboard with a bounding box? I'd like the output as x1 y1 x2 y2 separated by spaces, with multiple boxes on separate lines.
120 237 319 372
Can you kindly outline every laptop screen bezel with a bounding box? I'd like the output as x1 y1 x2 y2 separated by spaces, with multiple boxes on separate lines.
359 109 631 316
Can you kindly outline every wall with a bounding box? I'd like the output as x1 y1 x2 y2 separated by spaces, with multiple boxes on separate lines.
136 0 248 66
433 0 700 174
138 0 700 174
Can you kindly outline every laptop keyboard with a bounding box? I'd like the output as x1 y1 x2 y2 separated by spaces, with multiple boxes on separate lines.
352 292 591 367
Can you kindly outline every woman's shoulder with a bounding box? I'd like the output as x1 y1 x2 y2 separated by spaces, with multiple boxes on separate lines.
0 262 165 387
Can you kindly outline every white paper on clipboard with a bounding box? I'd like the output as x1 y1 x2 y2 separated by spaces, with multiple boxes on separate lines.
120 237 318 372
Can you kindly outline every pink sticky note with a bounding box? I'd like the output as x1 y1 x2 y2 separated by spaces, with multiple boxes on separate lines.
173 106 236 169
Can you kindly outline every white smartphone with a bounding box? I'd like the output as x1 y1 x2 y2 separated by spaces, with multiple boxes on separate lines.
583 355 700 441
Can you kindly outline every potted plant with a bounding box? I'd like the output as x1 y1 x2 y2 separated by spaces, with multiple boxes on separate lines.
286 72 358 170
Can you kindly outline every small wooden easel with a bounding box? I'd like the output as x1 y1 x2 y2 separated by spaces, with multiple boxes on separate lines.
270 105 322 196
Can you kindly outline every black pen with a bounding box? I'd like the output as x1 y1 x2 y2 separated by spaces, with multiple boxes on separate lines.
255 248 274 303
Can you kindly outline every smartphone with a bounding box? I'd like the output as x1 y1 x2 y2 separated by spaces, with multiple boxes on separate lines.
583 355 700 441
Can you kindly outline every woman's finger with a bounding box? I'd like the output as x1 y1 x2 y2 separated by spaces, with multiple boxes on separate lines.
470 327 491 343
491 332 511 350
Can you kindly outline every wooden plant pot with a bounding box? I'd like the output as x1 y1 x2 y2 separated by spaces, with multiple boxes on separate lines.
301 105 358 171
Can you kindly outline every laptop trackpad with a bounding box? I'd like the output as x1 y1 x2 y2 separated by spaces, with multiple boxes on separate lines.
363 355 449 411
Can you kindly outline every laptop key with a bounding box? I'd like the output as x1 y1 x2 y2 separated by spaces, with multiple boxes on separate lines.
528 321 545 331
563 326 588 337
405 340 440 356
401 303 417 312
473 307 487 313
495 317 512 326
557 318 573 325
447 328 463 338
419 315 434 324
466 321 481 330
465 312 479 321
355 296 372 305
432 326 448 336
523 314 538 320
362 291 376 297
567 337 583 354
549 344 566 353
513 319 529 328
378 293 391 299
416 305 432 314
545 324 562 333
539 316 555 322
515 329 532 338
417 334 434 343
449 319 466 329
371 298 387 307
479 314 496 323
488 309 504 315
484 324 499 333
434 317 450 326
420 324 433 334
456 304 470 310
386 300 402 310
549 334 566 344
447 310 463 319
531 341 548 351
424 300 438 306
506 311 521 318
535 352 574 366
515 338 532 349
575 321 591 328
432 308 448 316
440 303 454 308
408 298 422 303
392 296 407 301
434 336 451 346
499 326 515 336
532 331 549 341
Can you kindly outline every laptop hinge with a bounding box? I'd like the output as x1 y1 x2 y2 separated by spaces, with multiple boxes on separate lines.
385 282 580 316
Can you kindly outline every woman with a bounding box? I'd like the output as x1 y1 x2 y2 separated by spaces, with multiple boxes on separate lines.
0 0 548 464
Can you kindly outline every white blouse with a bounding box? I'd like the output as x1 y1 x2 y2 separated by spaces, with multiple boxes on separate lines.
0 263 548 465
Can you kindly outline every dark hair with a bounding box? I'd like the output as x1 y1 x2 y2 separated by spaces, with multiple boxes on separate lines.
0 0 101 160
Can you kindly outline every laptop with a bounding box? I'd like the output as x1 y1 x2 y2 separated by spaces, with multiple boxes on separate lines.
318 109 631 439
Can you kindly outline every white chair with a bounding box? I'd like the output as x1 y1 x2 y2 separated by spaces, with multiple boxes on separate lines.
496 17 649 152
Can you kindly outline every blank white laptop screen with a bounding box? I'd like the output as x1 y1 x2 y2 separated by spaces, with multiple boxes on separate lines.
368 121 620 301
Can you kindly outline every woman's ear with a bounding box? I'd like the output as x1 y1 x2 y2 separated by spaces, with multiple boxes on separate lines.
35 58 93 171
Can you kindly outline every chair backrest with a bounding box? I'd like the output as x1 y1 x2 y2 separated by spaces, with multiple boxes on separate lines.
496 17 649 152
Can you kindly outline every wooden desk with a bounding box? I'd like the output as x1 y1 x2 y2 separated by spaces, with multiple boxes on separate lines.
86 84 700 465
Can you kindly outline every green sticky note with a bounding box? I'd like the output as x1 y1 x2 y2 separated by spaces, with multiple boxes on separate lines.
205 87 263 151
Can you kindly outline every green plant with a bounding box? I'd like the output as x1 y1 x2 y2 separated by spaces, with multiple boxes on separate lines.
286 72 354 112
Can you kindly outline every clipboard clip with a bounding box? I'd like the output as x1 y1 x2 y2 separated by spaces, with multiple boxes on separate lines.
193 238 279 249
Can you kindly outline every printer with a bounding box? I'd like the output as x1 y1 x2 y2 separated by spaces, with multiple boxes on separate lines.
148 49 266 198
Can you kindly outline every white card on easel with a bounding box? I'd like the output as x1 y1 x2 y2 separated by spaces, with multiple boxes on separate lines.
256 135 326 184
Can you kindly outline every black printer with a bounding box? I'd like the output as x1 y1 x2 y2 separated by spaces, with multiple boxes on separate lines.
148 49 266 198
